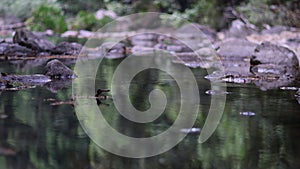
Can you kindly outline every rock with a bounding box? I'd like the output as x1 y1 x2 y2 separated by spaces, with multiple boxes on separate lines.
261 26 297 34
216 38 257 60
280 86 298 91
0 42 35 56
44 59 75 79
13 29 55 51
78 30 94 38
179 128 201 134
61 30 78 38
295 89 300 104
95 9 117 19
102 42 126 59
225 19 257 38
254 77 294 91
205 90 230 95
1 74 51 85
239 112 255 116
296 89 300 97
51 42 82 55
0 78 8 89
215 38 256 77
177 23 217 41
250 42 299 78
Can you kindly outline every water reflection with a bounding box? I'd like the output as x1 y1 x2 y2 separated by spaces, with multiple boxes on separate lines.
0 59 300 169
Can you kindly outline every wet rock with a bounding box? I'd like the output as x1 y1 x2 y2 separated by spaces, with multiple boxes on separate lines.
130 34 158 47
250 64 286 76
280 86 299 91
225 19 257 38
205 89 230 95
296 89 300 96
172 52 202 68
51 42 82 55
44 59 75 79
0 78 8 89
0 42 35 56
253 77 294 91
13 28 55 51
261 26 297 34
130 46 156 55
104 42 126 59
250 42 299 78
204 71 225 81
131 40 157 47
296 89 300 104
2 74 51 85
61 30 78 37
216 38 257 60
130 34 158 41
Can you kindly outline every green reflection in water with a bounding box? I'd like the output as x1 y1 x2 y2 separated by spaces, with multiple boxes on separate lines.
0 59 300 169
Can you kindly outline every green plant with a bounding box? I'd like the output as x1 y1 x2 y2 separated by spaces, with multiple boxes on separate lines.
237 0 300 28
71 11 113 31
26 4 68 33
0 0 60 20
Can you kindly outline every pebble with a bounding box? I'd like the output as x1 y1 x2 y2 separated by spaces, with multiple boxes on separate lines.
180 128 201 134
239 111 256 116
0 114 8 119
280 86 299 90
205 89 230 95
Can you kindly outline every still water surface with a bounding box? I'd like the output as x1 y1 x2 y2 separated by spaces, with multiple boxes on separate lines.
0 58 300 169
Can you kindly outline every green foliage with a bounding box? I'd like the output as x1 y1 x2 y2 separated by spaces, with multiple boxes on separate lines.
0 0 60 20
57 0 105 15
71 11 113 31
238 0 300 28
160 0 222 28
26 4 68 33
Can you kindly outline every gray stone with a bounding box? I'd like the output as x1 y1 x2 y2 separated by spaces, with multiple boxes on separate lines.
13 28 55 51
216 38 257 59
250 42 299 78
225 19 257 38
44 59 75 79
0 42 35 56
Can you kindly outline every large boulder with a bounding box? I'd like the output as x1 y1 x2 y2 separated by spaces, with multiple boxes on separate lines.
250 42 299 78
216 38 257 60
44 59 75 79
13 29 55 51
